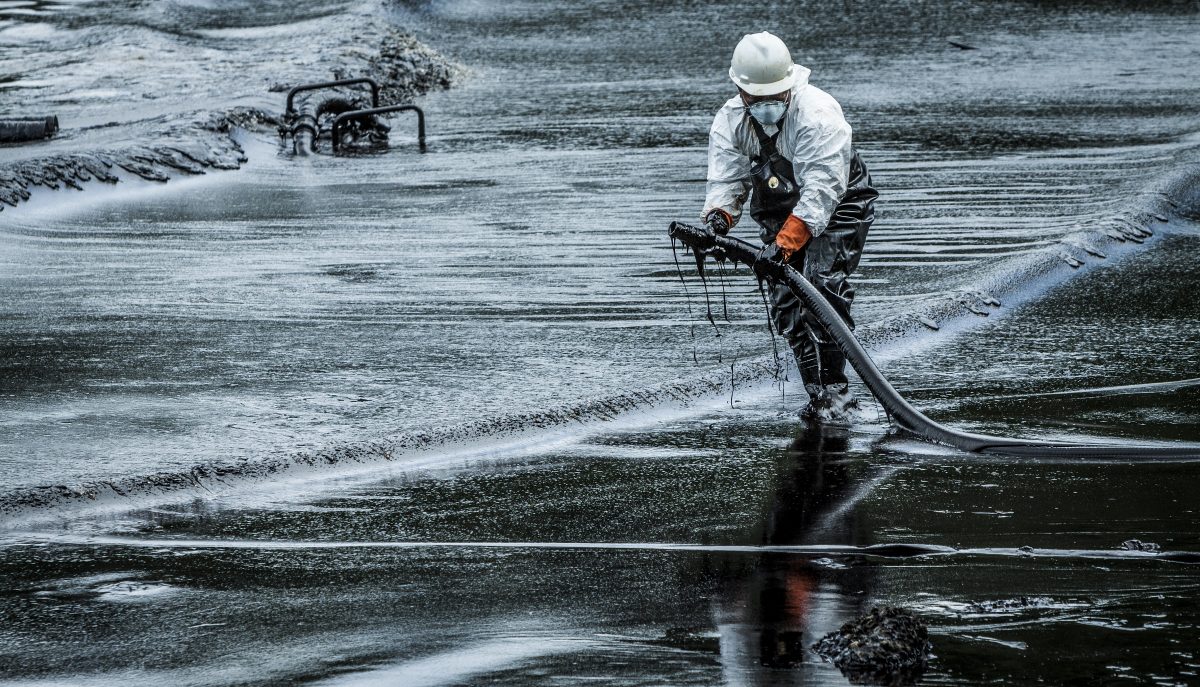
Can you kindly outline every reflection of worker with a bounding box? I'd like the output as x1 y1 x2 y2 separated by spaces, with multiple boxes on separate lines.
713 425 873 681
702 32 878 423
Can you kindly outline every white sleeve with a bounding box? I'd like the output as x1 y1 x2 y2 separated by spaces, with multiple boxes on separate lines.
789 109 851 236
702 111 751 225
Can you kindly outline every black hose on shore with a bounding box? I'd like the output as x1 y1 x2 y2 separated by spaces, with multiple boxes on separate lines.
0 116 58 144
668 221 1200 460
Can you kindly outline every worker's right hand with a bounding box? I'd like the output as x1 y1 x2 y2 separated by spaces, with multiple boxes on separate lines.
704 209 733 236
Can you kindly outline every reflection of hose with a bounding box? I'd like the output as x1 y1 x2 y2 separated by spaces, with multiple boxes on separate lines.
668 221 1200 459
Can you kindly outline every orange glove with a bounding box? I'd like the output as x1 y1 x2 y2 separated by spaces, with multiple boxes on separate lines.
775 214 812 260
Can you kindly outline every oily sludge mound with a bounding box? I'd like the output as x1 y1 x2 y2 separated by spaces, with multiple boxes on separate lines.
362 30 465 104
0 109 270 210
812 606 932 685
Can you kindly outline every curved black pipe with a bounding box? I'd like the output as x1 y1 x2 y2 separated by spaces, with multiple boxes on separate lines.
667 221 1200 459
292 125 316 157
285 78 380 115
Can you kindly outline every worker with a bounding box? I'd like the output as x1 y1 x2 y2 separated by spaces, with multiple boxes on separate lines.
702 31 877 423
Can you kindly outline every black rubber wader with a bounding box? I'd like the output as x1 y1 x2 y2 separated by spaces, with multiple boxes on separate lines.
746 115 878 397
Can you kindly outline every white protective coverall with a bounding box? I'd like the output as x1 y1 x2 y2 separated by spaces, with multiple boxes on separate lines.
700 69 877 402
702 68 852 239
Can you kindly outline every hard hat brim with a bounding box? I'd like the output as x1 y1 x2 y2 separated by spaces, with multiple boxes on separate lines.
728 63 798 96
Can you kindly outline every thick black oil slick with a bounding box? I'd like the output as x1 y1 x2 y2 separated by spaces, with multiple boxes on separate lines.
2 0 1200 684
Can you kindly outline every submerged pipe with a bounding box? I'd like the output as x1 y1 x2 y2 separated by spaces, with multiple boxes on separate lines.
331 105 426 152
667 221 1200 460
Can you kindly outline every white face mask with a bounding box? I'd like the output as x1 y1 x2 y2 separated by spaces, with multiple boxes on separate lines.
748 99 788 126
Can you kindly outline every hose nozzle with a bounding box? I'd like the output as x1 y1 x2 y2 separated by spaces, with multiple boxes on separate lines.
667 221 717 250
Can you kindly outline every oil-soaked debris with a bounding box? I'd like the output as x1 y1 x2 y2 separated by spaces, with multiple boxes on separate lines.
646 627 720 654
811 607 932 685
1120 539 1162 553
0 110 272 212
955 290 1000 316
974 291 1001 307
324 263 382 283
291 26 463 128
956 290 1001 309
969 596 1063 614
1059 251 1084 268
210 108 281 134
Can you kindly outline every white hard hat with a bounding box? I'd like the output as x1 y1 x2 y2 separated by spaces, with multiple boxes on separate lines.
728 31 799 96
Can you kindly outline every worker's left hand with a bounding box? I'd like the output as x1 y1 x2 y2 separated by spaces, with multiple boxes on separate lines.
776 215 812 261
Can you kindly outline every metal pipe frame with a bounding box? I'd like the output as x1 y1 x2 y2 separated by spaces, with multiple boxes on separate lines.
285 78 381 115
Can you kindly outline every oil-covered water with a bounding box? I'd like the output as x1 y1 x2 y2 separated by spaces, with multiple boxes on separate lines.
7 229 1199 685
1 0 1199 684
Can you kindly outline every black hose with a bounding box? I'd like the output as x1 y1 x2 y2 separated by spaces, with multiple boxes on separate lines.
0 116 58 144
667 221 1200 459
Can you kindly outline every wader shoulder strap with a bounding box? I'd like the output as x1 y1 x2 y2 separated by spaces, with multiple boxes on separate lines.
746 115 780 160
